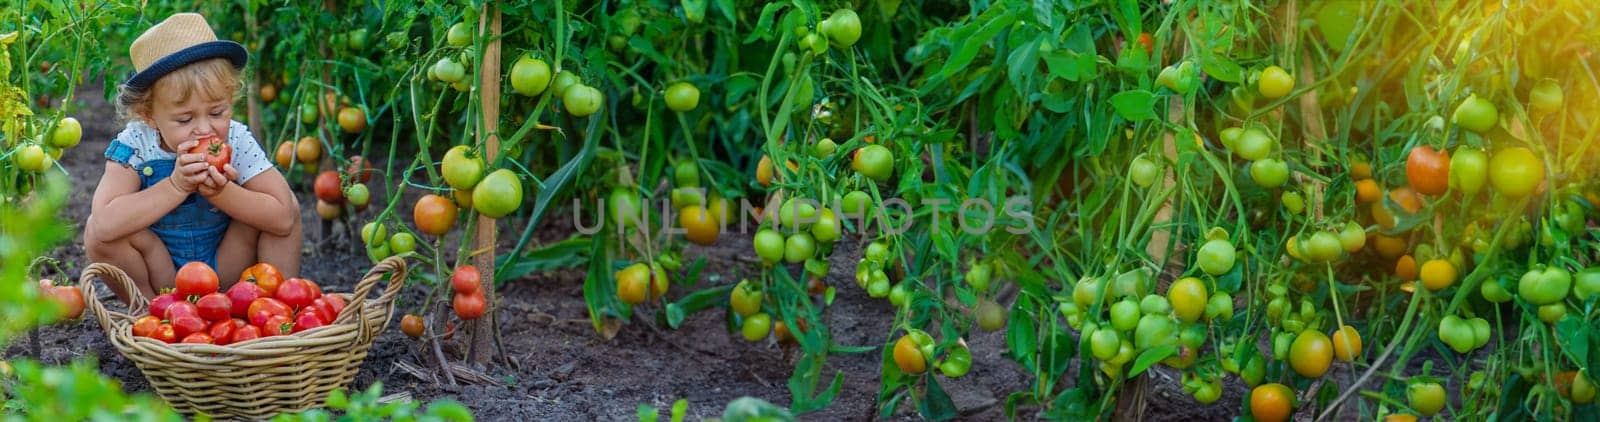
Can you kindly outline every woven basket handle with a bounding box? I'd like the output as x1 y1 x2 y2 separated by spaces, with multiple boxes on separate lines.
335 256 407 333
82 263 146 333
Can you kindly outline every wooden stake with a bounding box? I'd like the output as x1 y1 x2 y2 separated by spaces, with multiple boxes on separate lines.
468 2 502 365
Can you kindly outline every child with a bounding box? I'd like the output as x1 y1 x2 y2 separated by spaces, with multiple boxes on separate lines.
85 13 302 303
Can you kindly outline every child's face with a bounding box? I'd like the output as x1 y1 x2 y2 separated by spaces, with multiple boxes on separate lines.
146 86 232 152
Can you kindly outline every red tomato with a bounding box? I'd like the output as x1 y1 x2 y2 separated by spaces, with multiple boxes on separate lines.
170 314 207 340
195 293 232 322
175 261 221 298
208 320 238 346
186 136 232 172
149 292 183 319
1406 146 1450 196
181 332 215 344
314 170 345 204
322 294 347 318
454 292 487 320
131 315 162 338
153 323 178 343
261 314 294 336
292 308 328 333
451 265 481 295
247 297 293 327
225 281 266 319
1136 32 1154 53
230 325 262 344
164 301 199 320
239 263 284 296
346 155 375 183
275 279 316 310
304 279 323 299
310 298 336 321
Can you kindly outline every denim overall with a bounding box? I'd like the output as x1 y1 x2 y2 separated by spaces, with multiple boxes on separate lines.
106 142 230 269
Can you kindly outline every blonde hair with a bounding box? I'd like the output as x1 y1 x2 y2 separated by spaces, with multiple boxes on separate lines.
117 58 241 122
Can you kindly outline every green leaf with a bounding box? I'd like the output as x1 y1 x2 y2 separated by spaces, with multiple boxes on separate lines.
919 377 958 421
1129 344 1178 377
941 6 1018 79
671 399 688 422
496 235 590 283
1201 54 1244 83
743 3 787 43
713 0 736 25
638 404 660 422
1005 297 1039 368
666 284 734 329
1109 90 1159 121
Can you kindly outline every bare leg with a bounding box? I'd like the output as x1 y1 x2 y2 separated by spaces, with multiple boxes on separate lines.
84 227 173 303
216 212 303 287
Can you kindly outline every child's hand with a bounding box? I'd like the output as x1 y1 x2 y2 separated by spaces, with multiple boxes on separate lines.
199 164 239 197
168 140 212 193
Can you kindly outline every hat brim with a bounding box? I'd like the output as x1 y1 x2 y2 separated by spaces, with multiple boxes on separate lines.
126 40 247 90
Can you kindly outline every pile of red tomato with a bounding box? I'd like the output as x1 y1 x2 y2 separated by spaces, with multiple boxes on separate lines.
130 262 345 345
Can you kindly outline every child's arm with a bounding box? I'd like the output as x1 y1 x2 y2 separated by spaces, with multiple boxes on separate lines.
87 140 214 242
202 166 299 236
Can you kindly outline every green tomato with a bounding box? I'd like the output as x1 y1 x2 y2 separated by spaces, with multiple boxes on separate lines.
1305 231 1342 263
730 280 763 317
509 55 552 96
1091 328 1121 360
1481 277 1514 303
1257 65 1294 99
1519 265 1572 305
965 262 992 292
741 313 772 342
366 241 391 264
864 241 889 263
1241 354 1266 387
433 57 466 84
811 209 842 244
812 138 838 158
49 117 81 149
820 9 861 48
778 198 818 232
1574 267 1600 302
784 233 816 264
446 22 472 47
344 184 371 207
852 145 894 182
1530 79 1564 114
1314 1 1361 52
1450 147 1488 195
1250 158 1290 188
1134 314 1176 350
1196 239 1236 276
888 283 910 307
867 276 890 298
1281 191 1305 215
347 28 369 51
937 343 972 378
1538 303 1568 323
1233 128 1274 161
1167 277 1208 323
841 190 873 217
1469 317 1491 348
1110 299 1140 332
1072 277 1106 310
300 103 318 125
551 71 581 99
1139 294 1171 315
360 222 387 246
563 85 604 117
13 144 50 173
1129 157 1159 188
664 81 700 112
442 145 485 190
1338 222 1366 253
1453 94 1499 133
753 229 785 265
1438 315 1476 353
1219 127 1244 150
388 233 417 255
1204 292 1234 321
472 169 524 218
1409 382 1446 416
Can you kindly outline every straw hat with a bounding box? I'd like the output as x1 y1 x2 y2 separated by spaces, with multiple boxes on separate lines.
126 13 247 90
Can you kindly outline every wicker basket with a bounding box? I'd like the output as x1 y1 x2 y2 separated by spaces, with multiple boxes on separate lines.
82 257 407 420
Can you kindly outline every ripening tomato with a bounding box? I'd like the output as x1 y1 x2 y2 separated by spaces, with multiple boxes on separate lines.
615 263 651 305
175 261 220 298
247 298 294 327
1251 383 1294 422
313 171 345 205
1290 330 1333 378
400 314 425 338
755 155 776 187
132 315 162 338
274 141 295 168
1409 382 1446 416
195 293 232 322
1167 277 1207 323
1489 147 1544 198
453 292 487 320
1331 325 1361 362
240 262 284 295
741 313 772 342
729 280 763 317
295 136 321 163
1406 146 1450 196
413 194 459 236
1258 66 1294 99
1355 179 1381 204
852 145 894 182
337 107 366 134
1420 259 1457 291
893 334 927 375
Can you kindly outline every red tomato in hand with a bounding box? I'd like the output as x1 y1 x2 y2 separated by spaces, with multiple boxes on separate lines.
230 324 262 344
195 293 232 322
181 332 215 344
246 297 293 327
275 279 316 310
132 315 162 338
149 292 183 319
226 281 266 319
187 136 232 172
1406 146 1450 196
454 292 487 320
208 320 238 346
153 323 178 343
175 261 221 298
240 263 284 295
451 265 481 295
